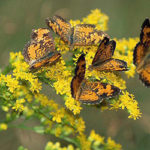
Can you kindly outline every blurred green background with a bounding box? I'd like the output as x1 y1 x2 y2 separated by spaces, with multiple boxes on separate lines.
0 0 150 150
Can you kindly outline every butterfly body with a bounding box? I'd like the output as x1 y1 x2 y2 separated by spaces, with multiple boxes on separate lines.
133 18 150 87
71 54 121 104
46 15 109 46
23 28 61 70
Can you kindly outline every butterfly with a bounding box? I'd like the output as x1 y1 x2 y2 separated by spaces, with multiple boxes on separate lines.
133 18 150 87
45 15 109 46
71 54 121 104
89 37 128 71
23 28 61 70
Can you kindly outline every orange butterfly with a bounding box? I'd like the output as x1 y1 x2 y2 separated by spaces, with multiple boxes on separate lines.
89 37 128 71
71 54 121 104
133 18 150 87
45 15 109 46
23 28 61 70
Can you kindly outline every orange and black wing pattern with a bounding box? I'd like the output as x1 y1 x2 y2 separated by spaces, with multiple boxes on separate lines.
140 18 150 46
45 15 71 44
139 64 150 87
23 28 61 70
73 24 109 46
92 58 128 71
133 18 150 87
71 54 121 104
91 38 128 71
92 37 115 65
71 54 86 99
78 81 121 104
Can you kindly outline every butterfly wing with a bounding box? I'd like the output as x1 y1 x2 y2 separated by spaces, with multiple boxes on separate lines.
133 42 148 67
78 81 121 104
139 65 150 87
23 28 61 69
71 54 86 99
73 24 109 46
92 37 115 65
135 49 150 87
140 18 150 46
92 58 128 71
45 15 71 44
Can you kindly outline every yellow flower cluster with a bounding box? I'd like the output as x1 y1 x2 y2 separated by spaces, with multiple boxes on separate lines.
12 98 26 112
110 91 141 120
40 58 82 115
0 74 19 93
88 130 122 150
45 142 77 150
33 9 141 119
10 52 42 93
82 9 109 31
106 137 122 150
114 38 139 78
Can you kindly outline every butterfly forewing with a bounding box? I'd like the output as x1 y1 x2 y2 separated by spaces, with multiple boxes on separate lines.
140 18 150 46
92 37 115 65
46 15 71 44
71 54 86 99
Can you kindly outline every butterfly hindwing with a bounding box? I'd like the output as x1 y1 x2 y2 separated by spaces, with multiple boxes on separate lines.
139 66 150 87
46 15 71 44
78 81 120 104
92 58 128 71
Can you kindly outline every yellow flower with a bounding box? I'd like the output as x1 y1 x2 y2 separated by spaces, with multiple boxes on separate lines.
114 38 139 78
50 108 65 123
110 91 141 120
88 130 104 145
106 137 122 150
0 123 8 130
35 93 58 110
77 134 91 150
12 98 25 112
45 141 76 150
0 74 20 93
75 118 85 134
82 9 109 31
65 96 82 115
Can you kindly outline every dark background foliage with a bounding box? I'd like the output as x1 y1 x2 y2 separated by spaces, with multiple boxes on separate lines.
0 0 150 150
